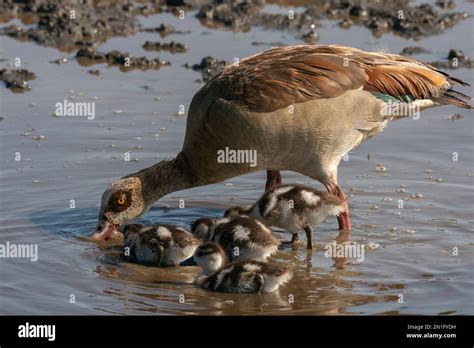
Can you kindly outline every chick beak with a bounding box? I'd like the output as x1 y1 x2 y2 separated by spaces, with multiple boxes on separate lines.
91 219 117 240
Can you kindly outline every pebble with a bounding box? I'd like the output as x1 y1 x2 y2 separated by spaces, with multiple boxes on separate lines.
51 57 68 64
32 135 46 140
410 193 424 199
113 110 124 114
383 197 393 202
366 242 381 250
374 163 387 172
448 113 463 120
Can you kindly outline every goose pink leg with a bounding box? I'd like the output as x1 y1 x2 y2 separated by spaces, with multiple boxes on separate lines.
265 170 282 191
326 183 351 231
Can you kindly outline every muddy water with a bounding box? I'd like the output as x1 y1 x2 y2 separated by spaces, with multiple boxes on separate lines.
0 2 473 315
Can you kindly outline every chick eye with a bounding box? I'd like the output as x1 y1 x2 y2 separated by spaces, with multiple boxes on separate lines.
117 197 125 205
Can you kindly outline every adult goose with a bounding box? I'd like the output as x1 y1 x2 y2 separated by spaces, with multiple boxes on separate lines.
92 44 472 240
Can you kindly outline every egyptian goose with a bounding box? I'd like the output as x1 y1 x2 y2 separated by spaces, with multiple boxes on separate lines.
190 216 280 261
193 242 292 293
224 184 346 249
92 45 471 240
122 223 200 266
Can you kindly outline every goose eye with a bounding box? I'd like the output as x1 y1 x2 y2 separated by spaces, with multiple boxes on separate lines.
117 197 125 205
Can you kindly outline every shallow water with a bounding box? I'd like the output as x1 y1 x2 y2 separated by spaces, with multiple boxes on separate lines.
0 2 473 315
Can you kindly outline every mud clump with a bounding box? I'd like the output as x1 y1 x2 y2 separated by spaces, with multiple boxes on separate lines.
143 41 187 53
88 69 101 76
140 24 176 37
400 46 432 55
0 0 171 51
196 0 469 40
0 69 36 92
429 49 474 69
198 0 265 32
0 0 470 51
187 57 228 82
76 47 170 72
436 0 455 10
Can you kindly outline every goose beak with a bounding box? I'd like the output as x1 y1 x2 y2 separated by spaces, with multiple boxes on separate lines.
91 220 117 240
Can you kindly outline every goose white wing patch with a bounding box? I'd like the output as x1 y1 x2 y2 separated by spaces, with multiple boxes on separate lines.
300 190 320 205
243 263 262 272
156 226 172 238
263 186 295 217
232 225 251 241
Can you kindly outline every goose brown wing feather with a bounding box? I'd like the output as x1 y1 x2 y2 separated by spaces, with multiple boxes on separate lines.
209 45 471 112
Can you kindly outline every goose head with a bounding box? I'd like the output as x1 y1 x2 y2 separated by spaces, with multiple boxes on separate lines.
190 217 215 241
92 177 148 240
193 242 227 275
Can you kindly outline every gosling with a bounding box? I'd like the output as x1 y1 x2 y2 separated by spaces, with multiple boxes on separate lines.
224 184 346 249
190 216 280 262
194 242 292 293
123 223 201 266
